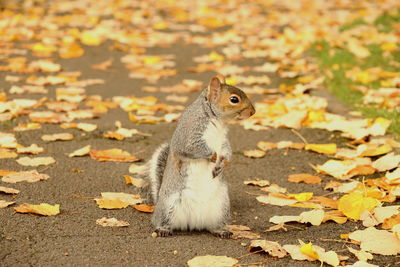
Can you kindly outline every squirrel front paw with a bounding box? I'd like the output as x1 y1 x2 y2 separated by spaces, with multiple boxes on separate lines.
212 156 226 178
154 228 173 237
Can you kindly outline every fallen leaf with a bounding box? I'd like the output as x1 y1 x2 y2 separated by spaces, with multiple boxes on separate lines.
265 223 288 232
41 133 74 142
123 175 146 187
288 192 313 202
382 214 400 229
243 149 266 158
128 164 147 175
132 204 154 213
68 145 91 157
96 199 130 209
98 192 143 205
257 141 277 151
16 156 55 167
0 149 17 159
96 217 130 227
372 152 400 172
16 144 44 154
305 143 337 154
349 227 400 255
338 192 380 221
90 149 139 162
92 59 112 70
224 225 260 239
187 255 238 267
249 240 287 258
288 173 322 184
0 200 15 208
347 246 373 262
14 203 60 216
2 170 50 183
257 194 297 206
0 186 20 194
323 210 347 224
244 179 270 187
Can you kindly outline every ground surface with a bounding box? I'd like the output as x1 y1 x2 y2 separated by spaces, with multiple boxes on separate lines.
0 1 399 267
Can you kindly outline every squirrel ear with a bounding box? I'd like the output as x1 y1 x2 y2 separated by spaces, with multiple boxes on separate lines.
208 76 223 102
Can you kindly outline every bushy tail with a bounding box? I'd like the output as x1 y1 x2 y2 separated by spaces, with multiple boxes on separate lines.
146 143 169 204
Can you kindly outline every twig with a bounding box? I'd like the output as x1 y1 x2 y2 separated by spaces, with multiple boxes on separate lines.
291 129 308 144
319 238 354 244
236 250 262 259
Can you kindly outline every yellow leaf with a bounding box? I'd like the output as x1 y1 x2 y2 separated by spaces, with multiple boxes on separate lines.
96 199 129 209
381 42 397 52
14 203 60 216
143 56 162 65
300 242 319 260
81 31 102 46
208 51 224 61
289 192 313 202
305 143 337 155
338 192 380 221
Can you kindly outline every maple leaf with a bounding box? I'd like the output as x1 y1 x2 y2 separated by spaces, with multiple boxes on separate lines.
14 203 60 216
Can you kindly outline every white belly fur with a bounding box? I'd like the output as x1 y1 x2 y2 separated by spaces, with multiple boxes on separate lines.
169 160 228 231
169 120 228 231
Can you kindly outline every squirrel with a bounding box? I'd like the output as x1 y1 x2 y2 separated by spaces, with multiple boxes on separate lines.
145 75 255 238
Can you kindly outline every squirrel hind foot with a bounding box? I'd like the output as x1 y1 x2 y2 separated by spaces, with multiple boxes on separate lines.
210 229 232 239
155 228 173 237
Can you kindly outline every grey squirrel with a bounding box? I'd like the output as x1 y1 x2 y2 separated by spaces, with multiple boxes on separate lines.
145 75 255 238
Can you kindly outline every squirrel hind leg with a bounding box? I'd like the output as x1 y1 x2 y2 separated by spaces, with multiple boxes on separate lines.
147 143 170 203
154 227 173 237
210 229 233 239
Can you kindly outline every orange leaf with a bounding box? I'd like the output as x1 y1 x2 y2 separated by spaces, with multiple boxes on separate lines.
90 149 139 162
133 204 154 213
59 44 84 59
288 173 322 184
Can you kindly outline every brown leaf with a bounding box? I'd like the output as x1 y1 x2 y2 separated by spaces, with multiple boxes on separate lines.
249 240 287 258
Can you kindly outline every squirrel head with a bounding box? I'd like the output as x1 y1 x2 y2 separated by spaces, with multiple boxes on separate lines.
206 75 255 121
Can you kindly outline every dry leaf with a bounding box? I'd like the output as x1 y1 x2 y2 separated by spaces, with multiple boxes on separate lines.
257 141 277 151
249 240 287 258
2 170 50 183
0 149 17 159
347 246 373 262
349 227 400 255
41 133 74 142
96 217 130 227
243 179 270 187
90 149 139 162
187 255 238 267
133 204 155 213
243 150 266 158
128 164 147 175
14 203 60 216
0 186 20 194
256 194 297 206
288 173 321 184
0 200 15 208
68 145 91 157
97 192 143 206
16 156 55 167
305 143 337 154
224 225 260 239
338 192 380 221
372 152 400 172
16 144 44 154
123 175 146 187
96 199 129 209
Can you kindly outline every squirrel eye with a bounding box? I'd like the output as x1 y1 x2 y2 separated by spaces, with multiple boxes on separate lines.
229 95 240 104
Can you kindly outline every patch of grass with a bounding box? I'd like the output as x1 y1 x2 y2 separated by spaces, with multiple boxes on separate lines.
310 11 400 138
